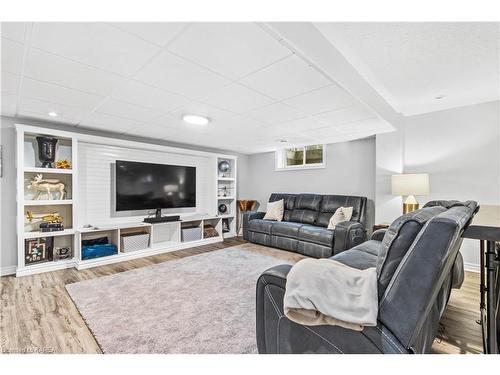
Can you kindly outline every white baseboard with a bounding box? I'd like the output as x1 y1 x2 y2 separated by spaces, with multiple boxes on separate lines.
0 265 17 276
464 262 480 273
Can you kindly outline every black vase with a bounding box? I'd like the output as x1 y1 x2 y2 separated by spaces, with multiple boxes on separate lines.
36 136 58 168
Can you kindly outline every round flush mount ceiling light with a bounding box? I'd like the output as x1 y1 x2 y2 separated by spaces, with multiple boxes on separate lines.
48 111 58 117
182 114 210 125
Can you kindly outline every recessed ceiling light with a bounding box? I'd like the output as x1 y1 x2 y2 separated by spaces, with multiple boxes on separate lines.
182 114 210 125
48 111 58 117
434 95 446 100
279 139 288 143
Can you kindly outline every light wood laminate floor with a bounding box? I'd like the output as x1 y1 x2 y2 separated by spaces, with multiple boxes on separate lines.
0 238 482 354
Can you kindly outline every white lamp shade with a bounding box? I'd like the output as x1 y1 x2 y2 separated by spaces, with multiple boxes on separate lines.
391 174 430 196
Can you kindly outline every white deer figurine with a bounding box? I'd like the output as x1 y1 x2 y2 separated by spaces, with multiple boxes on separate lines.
28 174 66 200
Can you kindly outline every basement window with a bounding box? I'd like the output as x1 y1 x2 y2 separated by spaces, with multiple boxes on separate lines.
275 144 326 171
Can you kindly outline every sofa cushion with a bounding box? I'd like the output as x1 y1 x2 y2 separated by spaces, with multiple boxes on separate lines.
297 242 332 258
269 193 297 222
271 221 303 239
247 219 274 235
327 206 353 229
263 199 284 221
290 194 322 225
316 195 367 228
376 206 447 297
298 225 334 247
331 240 380 269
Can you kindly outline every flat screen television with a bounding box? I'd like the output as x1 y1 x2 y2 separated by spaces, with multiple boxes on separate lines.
115 160 196 212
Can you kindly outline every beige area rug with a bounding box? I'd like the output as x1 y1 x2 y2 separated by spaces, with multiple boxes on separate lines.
66 246 295 354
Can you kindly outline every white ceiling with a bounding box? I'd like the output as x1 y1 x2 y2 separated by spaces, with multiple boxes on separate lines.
315 22 500 116
10 22 485 154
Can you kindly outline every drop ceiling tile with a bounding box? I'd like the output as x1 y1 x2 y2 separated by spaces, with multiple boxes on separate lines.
97 98 165 124
245 102 306 124
1 38 25 75
135 51 231 99
79 112 141 133
124 123 179 140
19 97 87 123
112 80 188 113
239 55 331 100
283 84 358 115
200 83 274 113
265 116 327 137
22 78 103 110
25 48 125 96
1 93 17 115
335 118 393 134
300 125 344 140
167 23 291 79
314 105 376 126
1 22 26 43
214 115 269 136
109 22 186 47
31 23 160 76
1 71 21 94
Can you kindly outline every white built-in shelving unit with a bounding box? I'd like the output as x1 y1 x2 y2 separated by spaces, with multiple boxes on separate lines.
16 126 78 276
216 156 237 238
15 124 237 277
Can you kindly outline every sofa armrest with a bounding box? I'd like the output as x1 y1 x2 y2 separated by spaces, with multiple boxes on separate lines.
255 264 404 354
242 211 266 240
371 229 387 242
256 264 292 353
333 221 366 255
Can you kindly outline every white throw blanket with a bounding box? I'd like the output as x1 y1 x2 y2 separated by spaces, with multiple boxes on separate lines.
284 258 378 331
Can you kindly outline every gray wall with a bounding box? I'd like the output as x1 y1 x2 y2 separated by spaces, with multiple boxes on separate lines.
239 137 376 230
0 115 247 274
404 101 500 269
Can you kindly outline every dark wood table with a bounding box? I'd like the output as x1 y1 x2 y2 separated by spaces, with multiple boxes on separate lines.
462 225 500 354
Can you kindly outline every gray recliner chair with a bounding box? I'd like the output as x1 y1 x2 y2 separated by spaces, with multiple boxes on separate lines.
256 200 479 354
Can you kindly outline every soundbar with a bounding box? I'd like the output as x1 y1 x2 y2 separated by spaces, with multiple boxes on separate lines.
143 215 180 224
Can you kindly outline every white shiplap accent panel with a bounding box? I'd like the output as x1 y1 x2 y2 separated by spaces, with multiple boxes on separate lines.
78 142 214 225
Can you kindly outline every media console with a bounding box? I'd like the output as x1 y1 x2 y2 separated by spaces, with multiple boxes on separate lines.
76 215 224 270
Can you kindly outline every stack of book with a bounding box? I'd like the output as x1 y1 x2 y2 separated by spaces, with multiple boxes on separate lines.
39 222 64 232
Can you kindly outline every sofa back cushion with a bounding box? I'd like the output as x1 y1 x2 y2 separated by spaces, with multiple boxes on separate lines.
316 195 367 227
289 194 322 225
269 193 297 222
376 206 447 297
378 201 477 350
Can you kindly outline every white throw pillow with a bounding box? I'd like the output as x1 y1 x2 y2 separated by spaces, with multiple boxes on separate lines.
263 199 284 221
327 207 354 230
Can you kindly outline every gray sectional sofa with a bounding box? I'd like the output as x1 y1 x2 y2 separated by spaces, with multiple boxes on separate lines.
243 193 367 258
255 200 478 354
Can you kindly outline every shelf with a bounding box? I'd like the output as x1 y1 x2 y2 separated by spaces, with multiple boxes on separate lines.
217 196 235 200
218 177 235 181
24 167 73 174
218 214 234 219
23 229 75 239
24 199 73 206
78 222 151 233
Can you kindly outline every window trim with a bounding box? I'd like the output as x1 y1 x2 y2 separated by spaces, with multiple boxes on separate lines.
275 144 326 171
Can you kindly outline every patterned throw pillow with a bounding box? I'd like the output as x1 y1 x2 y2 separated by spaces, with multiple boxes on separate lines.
327 207 354 230
263 199 285 221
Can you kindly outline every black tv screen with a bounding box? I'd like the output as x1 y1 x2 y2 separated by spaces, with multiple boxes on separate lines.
115 160 196 211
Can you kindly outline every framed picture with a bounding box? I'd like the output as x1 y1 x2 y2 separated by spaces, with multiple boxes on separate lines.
25 237 54 264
